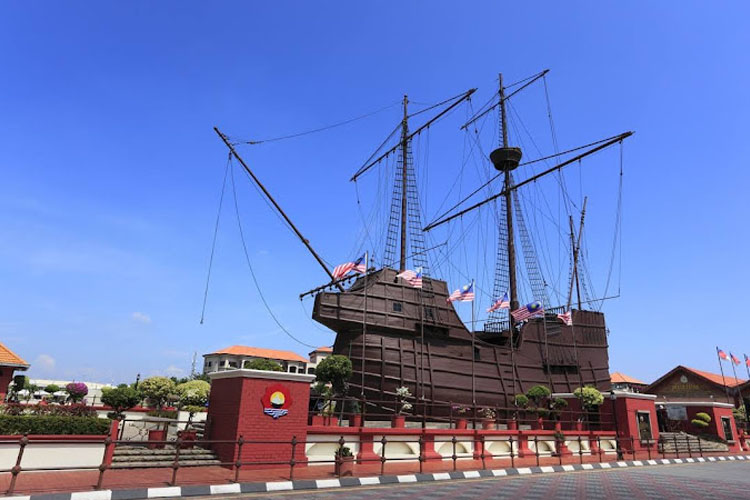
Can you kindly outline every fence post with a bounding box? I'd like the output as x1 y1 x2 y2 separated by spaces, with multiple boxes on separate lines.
451 435 457 471
630 436 635 460
418 434 424 474
234 435 244 483
578 435 583 464
686 434 692 458
170 437 182 486
7 434 28 496
290 436 298 481
480 434 486 470
674 434 679 459
380 436 387 476
697 436 703 457
509 435 515 468
647 438 652 460
597 436 603 462
533 435 539 467
96 432 113 490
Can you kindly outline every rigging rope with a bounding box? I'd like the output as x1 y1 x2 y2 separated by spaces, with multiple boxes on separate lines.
229 159 320 349
199 154 231 324
235 101 400 145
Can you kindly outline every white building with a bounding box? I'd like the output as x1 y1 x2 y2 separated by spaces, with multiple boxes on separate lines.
203 345 332 376
27 379 115 405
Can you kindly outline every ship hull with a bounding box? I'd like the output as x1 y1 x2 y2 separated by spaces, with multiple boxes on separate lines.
313 268 611 416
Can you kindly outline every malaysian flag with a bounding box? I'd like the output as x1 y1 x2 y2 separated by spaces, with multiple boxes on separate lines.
745 354 750 368
332 253 367 280
447 282 475 302
511 301 544 321
487 292 510 313
717 347 729 361
730 353 741 366
557 311 572 326
396 267 423 288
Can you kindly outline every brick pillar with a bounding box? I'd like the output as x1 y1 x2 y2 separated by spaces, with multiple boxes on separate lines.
207 369 315 469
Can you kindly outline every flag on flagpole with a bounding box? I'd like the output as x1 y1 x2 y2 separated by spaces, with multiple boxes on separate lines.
717 348 729 361
332 253 367 280
447 282 475 302
557 311 572 326
730 353 741 366
396 267 423 288
511 301 545 321
487 292 510 313
745 354 750 368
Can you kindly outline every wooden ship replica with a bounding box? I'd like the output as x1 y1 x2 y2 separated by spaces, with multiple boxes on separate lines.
215 70 633 416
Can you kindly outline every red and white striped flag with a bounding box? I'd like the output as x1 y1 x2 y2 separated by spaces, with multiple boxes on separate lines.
730 353 741 366
487 292 510 313
396 267 423 288
557 311 572 326
332 253 367 280
745 354 750 368
511 301 544 321
447 282 475 302
717 348 729 361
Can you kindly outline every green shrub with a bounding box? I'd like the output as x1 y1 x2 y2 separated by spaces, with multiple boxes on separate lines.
146 410 178 419
526 385 551 402
695 412 711 423
0 415 111 435
44 384 61 394
139 377 176 409
691 418 709 428
574 386 605 410
315 355 353 396
243 358 283 371
101 386 142 418
514 394 529 408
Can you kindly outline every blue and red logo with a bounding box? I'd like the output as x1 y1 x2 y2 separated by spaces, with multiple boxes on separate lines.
261 384 293 419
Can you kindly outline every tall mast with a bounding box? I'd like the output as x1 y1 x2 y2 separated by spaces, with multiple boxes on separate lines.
399 95 409 272
498 74 520 313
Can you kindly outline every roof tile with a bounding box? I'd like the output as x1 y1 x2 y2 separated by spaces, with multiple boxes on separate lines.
0 342 28 368
207 345 308 363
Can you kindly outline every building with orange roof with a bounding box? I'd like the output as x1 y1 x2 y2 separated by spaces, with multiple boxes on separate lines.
646 365 747 407
610 371 648 393
202 345 332 376
0 341 29 400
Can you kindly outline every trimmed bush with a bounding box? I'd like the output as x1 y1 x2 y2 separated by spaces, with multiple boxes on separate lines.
243 358 283 371
695 412 711 423
514 394 529 408
146 410 178 419
691 418 709 429
139 377 176 409
0 415 110 435
65 382 89 403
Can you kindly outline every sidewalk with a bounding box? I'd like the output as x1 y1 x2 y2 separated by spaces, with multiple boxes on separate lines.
2 449 746 496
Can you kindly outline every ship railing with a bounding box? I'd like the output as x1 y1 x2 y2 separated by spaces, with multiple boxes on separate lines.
309 396 617 433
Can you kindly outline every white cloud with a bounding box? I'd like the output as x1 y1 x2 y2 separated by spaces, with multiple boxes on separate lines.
164 365 184 377
131 312 152 324
35 354 56 372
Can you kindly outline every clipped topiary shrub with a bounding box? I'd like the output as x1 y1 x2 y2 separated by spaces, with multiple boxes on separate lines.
691 418 709 429
695 412 711 423
243 358 283 371
0 415 111 435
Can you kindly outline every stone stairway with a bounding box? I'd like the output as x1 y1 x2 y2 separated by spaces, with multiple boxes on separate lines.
112 445 221 468
658 432 729 454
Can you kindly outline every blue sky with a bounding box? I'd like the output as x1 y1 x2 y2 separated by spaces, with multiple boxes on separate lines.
1 2 749 385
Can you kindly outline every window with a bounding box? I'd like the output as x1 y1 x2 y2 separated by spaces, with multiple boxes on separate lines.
289 366 297 373
392 302 403 312
308 367 316 375
473 347 481 361
637 411 653 441
721 416 734 441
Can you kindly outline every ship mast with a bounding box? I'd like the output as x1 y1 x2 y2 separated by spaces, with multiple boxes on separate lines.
491 74 523 324
399 95 409 272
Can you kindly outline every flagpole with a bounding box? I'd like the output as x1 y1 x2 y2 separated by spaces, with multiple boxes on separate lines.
717 347 730 404
360 252 368 397
419 274 425 403
471 279 476 405
541 300 552 390
730 354 743 409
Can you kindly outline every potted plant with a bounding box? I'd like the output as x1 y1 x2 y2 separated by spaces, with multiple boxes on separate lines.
573 386 604 431
65 382 89 404
550 398 568 431
334 445 354 477
525 385 551 429
553 430 569 456
393 386 412 428
511 394 529 430
348 400 362 428
175 380 210 448
481 407 497 430
101 385 142 421
312 382 338 426
452 405 468 429
314 355 353 426
139 376 176 410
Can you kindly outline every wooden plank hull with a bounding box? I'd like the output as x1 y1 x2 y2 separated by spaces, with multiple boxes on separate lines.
313 268 611 415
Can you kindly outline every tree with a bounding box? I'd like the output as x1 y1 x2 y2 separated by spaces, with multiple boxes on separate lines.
244 358 283 371
101 386 142 419
314 355 352 397
44 384 61 394
139 376 176 409
175 380 210 426
65 382 89 403
573 386 604 410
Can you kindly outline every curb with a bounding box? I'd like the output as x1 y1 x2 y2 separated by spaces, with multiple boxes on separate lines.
9 454 750 500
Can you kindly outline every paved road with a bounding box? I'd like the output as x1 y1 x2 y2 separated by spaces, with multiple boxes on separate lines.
214 461 750 499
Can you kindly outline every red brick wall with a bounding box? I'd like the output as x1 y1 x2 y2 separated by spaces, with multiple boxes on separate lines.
207 373 311 468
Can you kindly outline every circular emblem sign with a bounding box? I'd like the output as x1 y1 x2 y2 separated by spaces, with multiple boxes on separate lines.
680 375 688 384
261 384 293 419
